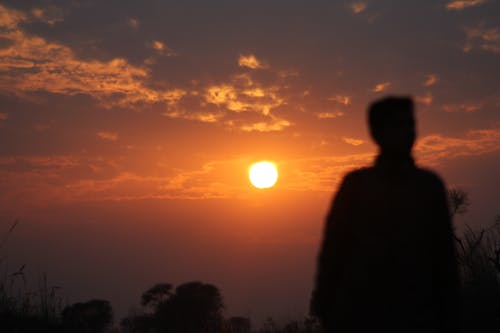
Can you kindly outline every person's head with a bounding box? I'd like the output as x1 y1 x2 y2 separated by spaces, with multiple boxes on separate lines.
368 96 416 155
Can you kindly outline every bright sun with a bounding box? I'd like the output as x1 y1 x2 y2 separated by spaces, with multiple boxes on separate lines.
249 161 278 189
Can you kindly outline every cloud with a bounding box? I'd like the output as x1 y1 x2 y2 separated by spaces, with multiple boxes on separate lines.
342 137 364 146
0 9 296 134
423 74 438 87
0 4 26 29
0 156 245 206
158 55 294 131
277 69 299 79
416 128 500 163
284 128 498 192
1 125 498 208
282 153 375 192
149 40 176 56
463 26 500 54
31 6 64 25
163 110 223 123
238 54 267 69
162 65 292 131
0 4 185 108
205 85 239 108
328 95 351 106
152 41 164 50
416 92 433 106
128 17 139 28
240 117 291 132
350 1 368 14
204 82 284 116
442 103 481 112
371 82 391 93
97 131 118 141
446 0 487 10
243 88 266 97
316 111 344 119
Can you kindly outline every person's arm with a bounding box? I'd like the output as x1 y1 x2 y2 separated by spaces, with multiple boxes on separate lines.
310 173 356 322
432 178 460 332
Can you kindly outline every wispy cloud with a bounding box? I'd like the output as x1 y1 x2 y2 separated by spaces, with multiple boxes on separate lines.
281 153 374 192
328 95 351 106
416 128 500 163
149 40 176 56
240 117 291 132
163 110 223 123
0 156 246 206
205 85 239 110
204 81 284 116
446 0 487 11
463 26 500 54
238 54 267 69
0 4 26 29
0 4 185 108
152 41 164 50
243 88 266 97
158 55 295 131
371 82 391 93
316 111 344 119
1 125 498 208
350 1 368 14
416 92 433 106
442 103 481 112
423 74 438 87
97 131 119 141
342 137 364 146
128 17 139 28
31 6 64 25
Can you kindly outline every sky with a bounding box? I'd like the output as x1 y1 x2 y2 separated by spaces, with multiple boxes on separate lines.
0 0 499 325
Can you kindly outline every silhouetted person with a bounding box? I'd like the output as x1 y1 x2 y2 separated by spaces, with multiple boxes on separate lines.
311 97 460 332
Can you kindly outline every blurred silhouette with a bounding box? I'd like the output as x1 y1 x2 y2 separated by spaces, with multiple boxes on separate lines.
311 97 460 332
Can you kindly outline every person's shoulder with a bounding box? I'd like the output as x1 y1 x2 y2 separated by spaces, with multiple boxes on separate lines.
345 166 372 177
342 167 375 183
414 167 446 188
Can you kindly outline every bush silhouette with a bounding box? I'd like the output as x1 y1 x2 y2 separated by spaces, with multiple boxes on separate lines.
61 299 113 333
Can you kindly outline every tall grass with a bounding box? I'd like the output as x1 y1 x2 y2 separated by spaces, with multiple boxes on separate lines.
0 220 64 331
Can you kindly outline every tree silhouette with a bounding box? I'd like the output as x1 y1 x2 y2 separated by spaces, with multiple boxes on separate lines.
156 281 224 333
448 189 500 332
141 283 172 312
61 299 112 333
120 309 152 333
260 317 279 333
122 281 224 333
448 187 470 218
227 316 251 333
458 222 500 332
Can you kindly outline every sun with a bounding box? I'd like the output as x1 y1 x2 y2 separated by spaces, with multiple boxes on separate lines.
248 161 278 189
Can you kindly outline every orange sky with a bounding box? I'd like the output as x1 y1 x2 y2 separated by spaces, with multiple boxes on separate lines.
0 0 499 324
